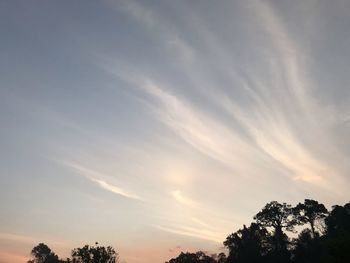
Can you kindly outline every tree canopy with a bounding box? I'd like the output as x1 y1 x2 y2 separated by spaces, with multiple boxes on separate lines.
27 243 60 263
294 199 328 237
27 199 350 263
28 243 118 263
71 242 118 263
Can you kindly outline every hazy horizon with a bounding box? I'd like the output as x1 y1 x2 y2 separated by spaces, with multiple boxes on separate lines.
1 1 350 263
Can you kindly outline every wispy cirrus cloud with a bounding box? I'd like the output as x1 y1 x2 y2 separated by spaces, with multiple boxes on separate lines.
90 178 140 200
171 190 197 207
111 0 195 65
100 0 350 200
3 1 350 263
102 69 264 178
154 224 224 243
216 0 339 186
58 0 350 252
111 68 333 188
61 161 141 200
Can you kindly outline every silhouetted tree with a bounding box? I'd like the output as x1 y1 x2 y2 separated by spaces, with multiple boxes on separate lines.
166 251 216 263
212 253 226 263
325 202 350 236
71 242 118 263
322 202 350 262
292 229 322 263
224 223 269 263
254 201 296 262
27 243 60 263
26 200 350 263
294 199 328 238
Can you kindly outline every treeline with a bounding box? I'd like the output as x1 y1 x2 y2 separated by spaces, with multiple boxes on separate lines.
27 199 350 263
167 199 350 263
27 242 118 263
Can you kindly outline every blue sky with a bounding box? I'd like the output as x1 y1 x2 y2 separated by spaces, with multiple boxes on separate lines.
1 1 350 262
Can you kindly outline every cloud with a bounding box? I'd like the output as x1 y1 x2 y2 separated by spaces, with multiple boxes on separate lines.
2 2 350 263
101 53 347 202
100 0 350 239
154 225 223 243
90 178 140 200
221 0 340 187
112 0 195 64
171 190 197 207
123 72 334 188
110 74 263 177
61 161 141 200
191 217 210 228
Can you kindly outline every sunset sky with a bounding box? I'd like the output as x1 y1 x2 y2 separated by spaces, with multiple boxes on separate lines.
1 1 350 263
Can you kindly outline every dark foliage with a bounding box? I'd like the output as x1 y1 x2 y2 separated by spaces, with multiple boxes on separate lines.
294 199 328 238
165 251 217 263
224 223 270 263
27 200 350 263
321 203 350 262
71 242 118 263
27 243 60 263
28 243 118 263
292 229 322 263
254 201 297 262
167 200 350 263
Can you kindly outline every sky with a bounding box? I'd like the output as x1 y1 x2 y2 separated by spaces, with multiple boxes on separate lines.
1 0 350 262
